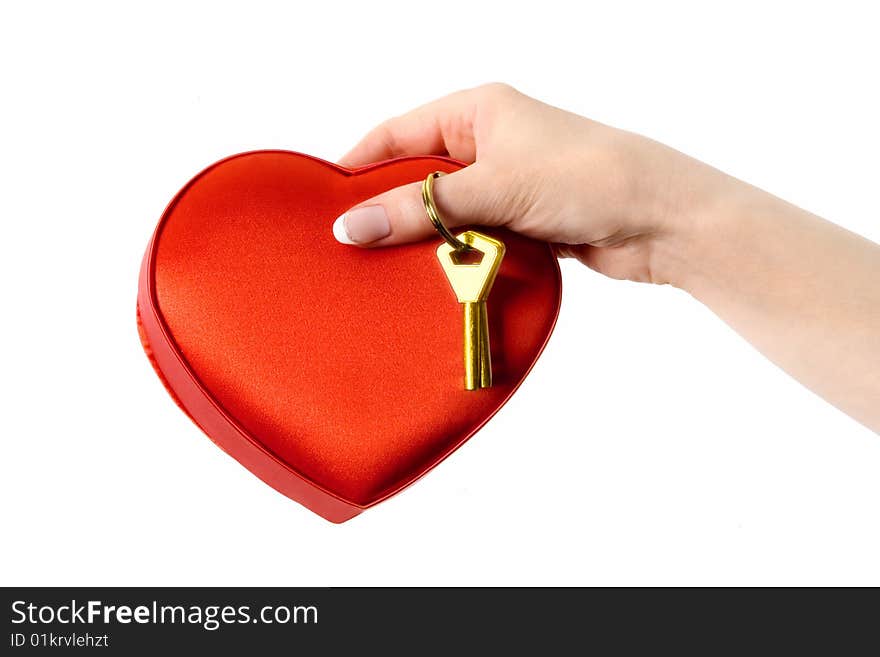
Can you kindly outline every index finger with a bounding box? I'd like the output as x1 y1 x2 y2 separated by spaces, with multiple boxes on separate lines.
338 86 483 168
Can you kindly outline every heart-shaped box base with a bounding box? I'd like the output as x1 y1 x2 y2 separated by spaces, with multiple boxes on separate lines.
138 151 561 522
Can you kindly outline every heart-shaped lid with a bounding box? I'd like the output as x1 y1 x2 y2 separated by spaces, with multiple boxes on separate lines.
137 151 561 521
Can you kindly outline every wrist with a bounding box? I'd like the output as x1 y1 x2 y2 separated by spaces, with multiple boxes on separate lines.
645 155 760 293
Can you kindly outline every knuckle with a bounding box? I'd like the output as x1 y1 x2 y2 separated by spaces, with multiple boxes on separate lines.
372 119 401 156
465 165 535 227
477 82 520 103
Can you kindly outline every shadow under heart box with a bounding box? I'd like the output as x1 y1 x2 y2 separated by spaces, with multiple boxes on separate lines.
137 150 561 522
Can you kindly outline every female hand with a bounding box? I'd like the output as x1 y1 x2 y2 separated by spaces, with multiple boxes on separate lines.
334 82 725 288
334 84 880 433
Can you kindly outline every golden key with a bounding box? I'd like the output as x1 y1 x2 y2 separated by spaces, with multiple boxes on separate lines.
437 231 506 390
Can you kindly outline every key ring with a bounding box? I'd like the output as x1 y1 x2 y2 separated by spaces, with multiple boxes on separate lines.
422 171 472 252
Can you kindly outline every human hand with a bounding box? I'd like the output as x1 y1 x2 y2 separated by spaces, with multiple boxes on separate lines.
333 83 732 288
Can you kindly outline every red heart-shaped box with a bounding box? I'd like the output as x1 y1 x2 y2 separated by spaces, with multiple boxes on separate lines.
137 151 561 522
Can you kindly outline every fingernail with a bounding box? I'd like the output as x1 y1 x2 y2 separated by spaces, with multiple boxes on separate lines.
332 205 391 245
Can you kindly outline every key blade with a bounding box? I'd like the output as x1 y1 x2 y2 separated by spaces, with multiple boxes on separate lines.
436 231 506 303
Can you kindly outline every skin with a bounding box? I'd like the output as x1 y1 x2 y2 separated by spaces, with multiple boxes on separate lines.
335 83 880 433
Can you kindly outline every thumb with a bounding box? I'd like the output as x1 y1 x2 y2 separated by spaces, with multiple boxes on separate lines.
332 164 504 247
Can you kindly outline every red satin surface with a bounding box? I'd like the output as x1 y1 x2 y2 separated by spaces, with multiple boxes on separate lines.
139 151 561 519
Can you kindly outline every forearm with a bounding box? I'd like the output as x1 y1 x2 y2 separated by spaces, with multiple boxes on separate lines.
664 177 880 433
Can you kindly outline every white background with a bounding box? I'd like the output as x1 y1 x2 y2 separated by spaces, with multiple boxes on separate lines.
2 1 878 586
